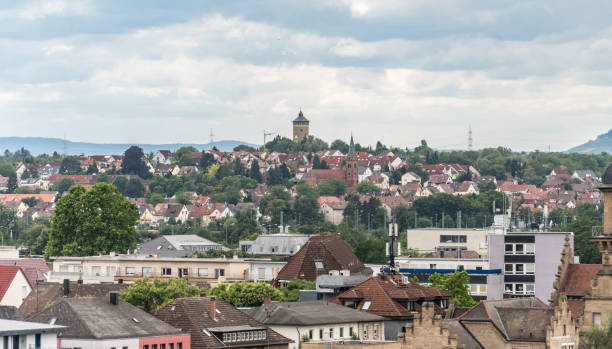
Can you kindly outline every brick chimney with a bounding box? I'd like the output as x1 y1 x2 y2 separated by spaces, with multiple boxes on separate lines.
210 296 217 320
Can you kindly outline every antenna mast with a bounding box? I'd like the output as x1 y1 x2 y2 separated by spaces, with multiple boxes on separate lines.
468 124 473 151
209 129 215 144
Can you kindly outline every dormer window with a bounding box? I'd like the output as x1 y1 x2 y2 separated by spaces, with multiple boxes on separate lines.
315 261 324 269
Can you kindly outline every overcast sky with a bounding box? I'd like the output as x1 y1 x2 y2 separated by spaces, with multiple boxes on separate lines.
1 1 611 151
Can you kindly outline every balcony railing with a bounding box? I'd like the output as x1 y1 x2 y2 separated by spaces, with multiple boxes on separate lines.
591 226 612 237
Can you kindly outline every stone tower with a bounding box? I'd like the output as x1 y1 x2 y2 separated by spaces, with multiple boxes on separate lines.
346 135 359 190
292 110 309 142
591 164 612 255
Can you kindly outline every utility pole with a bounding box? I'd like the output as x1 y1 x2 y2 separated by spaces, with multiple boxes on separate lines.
386 217 399 272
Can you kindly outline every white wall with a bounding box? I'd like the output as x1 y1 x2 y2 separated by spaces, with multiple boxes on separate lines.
60 337 138 349
0 332 59 349
0 269 31 307
406 228 488 254
270 322 384 349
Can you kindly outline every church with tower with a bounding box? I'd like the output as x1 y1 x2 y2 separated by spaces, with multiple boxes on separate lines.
292 110 309 142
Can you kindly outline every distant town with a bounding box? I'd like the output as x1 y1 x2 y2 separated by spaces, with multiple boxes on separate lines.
1 112 612 349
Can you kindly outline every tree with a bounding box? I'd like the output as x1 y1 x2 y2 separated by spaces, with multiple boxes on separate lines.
585 313 612 349
112 176 128 195
233 144 257 152
147 193 165 205
354 237 386 263
199 153 215 171
428 272 476 307
330 139 349 154
7 174 17 193
317 178 347 197
281 278 316 301
175 192 192 205
209 282 283 307
121 146 149 178
126 178 146 198
44 183 139 259
59 156 82 174
121 277 204 313
355 180 380 194
21 197 40 207
564 217 601 264
96 172 109 183
248 161 262 183
176 146 197 166
86 164 98 174
51 178 75 193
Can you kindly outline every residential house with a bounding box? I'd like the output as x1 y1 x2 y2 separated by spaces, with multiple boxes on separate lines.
0 266 32 308
572 170 597 182
135 235 227 257
548 168 571 180
0 319 67 349
0 259 50 284
28 294 190 349
0 176 8 191
400 172 421 186
332 275 451 340
452 181 479 196
152 150 177 165
275 236 370 283
155 296 292 349
246 260 287 282
320 201 348 225
245 301 386 349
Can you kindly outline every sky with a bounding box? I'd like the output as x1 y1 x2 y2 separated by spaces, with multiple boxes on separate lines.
1 0 611 151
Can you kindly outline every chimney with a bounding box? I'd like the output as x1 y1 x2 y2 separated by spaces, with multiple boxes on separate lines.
63 279 69 296
110 291 119 305
210 297 217 320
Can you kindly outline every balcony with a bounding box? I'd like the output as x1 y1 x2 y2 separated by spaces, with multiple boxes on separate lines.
591 226 612 237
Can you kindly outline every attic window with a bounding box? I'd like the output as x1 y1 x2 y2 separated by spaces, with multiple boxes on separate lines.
362 301 371 311
315 261 324 269
133 318 140 323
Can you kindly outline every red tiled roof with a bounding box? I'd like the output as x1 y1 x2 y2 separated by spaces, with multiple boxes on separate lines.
0 266 23 301
561 264 602 297
276 236 365 282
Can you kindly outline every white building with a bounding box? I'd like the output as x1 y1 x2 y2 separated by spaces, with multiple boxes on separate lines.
0 266 32 308
406 228 489 255
0 319 66 349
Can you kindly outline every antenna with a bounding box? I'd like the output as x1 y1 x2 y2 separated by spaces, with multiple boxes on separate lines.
209 129 215 144
468 124 473 151
63 132 67 156
263 130 275 151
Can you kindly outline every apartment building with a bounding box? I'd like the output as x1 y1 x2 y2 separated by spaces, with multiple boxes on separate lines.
49 254 283 285
406 228 489 255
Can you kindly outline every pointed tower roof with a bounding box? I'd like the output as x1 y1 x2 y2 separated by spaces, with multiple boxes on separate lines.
348 134 356 158
293 110 309 123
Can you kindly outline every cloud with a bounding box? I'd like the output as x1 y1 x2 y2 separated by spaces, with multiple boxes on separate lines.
0 7 612 151
0 0 90 20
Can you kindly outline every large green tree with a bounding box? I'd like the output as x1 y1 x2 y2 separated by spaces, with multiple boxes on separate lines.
59 156 82 174
44 183 139 259
121 146 150 178
585 312 612 349
317 177 347 197
428 271 476 307
121 277 204 313
209 282 283 307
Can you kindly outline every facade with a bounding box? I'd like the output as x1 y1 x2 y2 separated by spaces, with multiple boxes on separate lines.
246 260 286 282
488 231 571 301
28 294 189 349
245 301 386 349
0 319 67 349
292 111 309 142
155 297 292 349
0 266 32 308
49 254 278 286
406 228 489 255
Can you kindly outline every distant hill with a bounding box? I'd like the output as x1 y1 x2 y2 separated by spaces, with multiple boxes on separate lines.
0 137 259 156
568 129 612 154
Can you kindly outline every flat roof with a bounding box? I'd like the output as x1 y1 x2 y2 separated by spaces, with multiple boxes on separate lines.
0 319 67 336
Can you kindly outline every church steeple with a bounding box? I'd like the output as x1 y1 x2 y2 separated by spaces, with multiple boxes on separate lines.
348 133 356 159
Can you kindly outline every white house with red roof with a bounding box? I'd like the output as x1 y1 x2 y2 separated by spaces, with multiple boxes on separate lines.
0 265 32 307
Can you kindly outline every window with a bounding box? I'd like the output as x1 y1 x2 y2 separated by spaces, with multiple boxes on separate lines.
152 345 157 349
126 267 136 276
169 344 174 349
144 346 148 349
162 268 172 276
177 343 182 349
440 235 467 243
563 324 567 336
309 329 313 339
593 312 602 326
526 264 535 274
315 261 324 269
349 327 354 337
505 284 513 293
515 284 524 293
526 284 535 294
374 324 379 338
364 325 368 339
329 328 334 339
319 329 323 339
198 268 208 277
179 268 188 277
362 301 372 310
440 299 448 309
160 345 165 349
142 267 152 276
525 243 535 254
505 264 513 274
106 266 117 276
215 269 225 277
515 264 524 274
257 268 266 279
505 244 514 253
340 327 344 337
430 264 437 269
91 266 101 276
515 244 524 254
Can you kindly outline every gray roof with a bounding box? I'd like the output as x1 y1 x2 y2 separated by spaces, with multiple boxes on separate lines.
244 301 384 326
293 110 309 123
137 234 227 257
0 306 24 321
27 297 183 339
240 233 310 256
0 319 66 336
